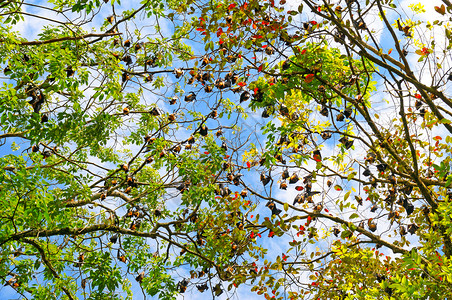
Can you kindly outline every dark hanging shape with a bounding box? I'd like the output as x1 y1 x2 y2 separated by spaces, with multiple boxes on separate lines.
344 108 353 118
370 204 378 213
110 234 118 244
407 223 419 234
282 168 289 179
320 106 329 117
197 283 208 293
221 141 227 151
402 185 413 195
199 125 208 136
170 96 177 105
184 92 196 102
376 163 388 172
400 226 407 236
177 279 189 293
279 104 289 116
363 168 372 177
293 194 303 205
240 91 251 102
260 173 271 186
289 173 299 184
262 107 271 118
321 132 332 140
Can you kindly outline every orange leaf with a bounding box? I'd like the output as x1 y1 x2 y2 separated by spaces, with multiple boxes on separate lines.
304 74 315 83
228 3 236 10
388 48 393 54
434 4 446 15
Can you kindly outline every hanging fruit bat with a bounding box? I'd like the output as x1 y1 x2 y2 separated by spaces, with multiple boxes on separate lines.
339 137 354 149
122 72 130 83
363 168 372 177
174 68 184 78
282 169 289 180
216 129 223 137
233 174 242 185
336 113 345 122
355 196 363 205
204 85 213 93
376 163 388 172
333 227 341 237
289 173 299 184
368 219 377 232
110 234 118 243
135 272 144 283
344 108 353 118
262 107 271 118
407 223 419 234
197 283 208 292
240 189 247 198
134 42 142 51
123 39 131 47
265 45 275 55
236 221 244 230
370 204 378 212
240 91 251 102
130 220 141 230
168 114 176 122
150 107 160 116
320 106 329 117
400 226 407 236
122 55 132 65
321 132 331 140
200 56 209 67
260 173 271 186
169 96 177 105
107 15 114 23
66 66 75 77
199 125 208 136
266 201 282 215
365 152 376 164
281 60 290 70
185 92 196 102
144 74 153 82
28 90 45 113
293 194 303 205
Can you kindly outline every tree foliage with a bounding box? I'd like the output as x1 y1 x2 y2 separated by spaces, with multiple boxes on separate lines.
1 0 452 299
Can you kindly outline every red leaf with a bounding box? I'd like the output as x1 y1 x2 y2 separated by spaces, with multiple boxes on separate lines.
204 151 209 154
228 3 236 10
252 34 263 39
310 21 317 25
254 87 259 94
247 161 251 168
304 74 315 83
216 27 224 37
196 27 205 31
295 186 304 191
238 82 246 87
258 65 263 72
415 93 422 99
301 49 307 55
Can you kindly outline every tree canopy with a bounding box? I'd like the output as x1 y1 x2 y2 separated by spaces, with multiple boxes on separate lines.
1 0 452 299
